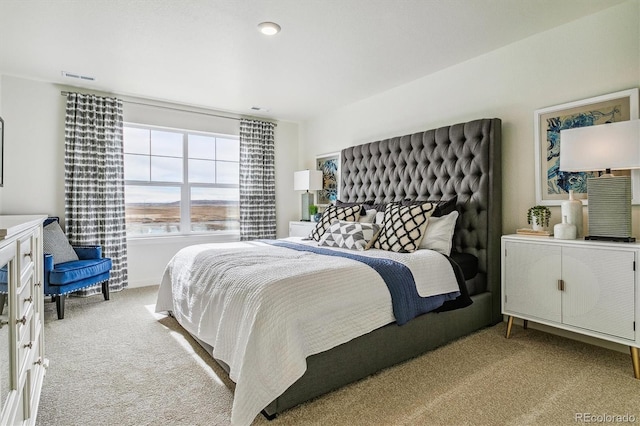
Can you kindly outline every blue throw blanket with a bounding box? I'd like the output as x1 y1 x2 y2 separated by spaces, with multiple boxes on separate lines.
264 240 460 325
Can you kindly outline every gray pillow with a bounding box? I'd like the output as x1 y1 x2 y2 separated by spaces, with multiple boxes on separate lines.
43 221 79 264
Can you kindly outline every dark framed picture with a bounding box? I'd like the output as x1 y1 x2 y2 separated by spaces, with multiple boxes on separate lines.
534 89 639 205
315 152 340 207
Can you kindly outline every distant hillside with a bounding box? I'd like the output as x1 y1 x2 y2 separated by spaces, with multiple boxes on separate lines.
127 200 238 208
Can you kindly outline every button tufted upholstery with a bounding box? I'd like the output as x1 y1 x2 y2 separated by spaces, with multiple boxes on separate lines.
340 118 502 320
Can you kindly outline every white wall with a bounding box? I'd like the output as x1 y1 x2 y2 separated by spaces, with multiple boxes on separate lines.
1 2 637 288
0 76 2 212
301 1 640 236
0 75 300 287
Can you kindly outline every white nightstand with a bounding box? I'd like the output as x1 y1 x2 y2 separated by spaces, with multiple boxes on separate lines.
289 221 316 237
501 234 640 379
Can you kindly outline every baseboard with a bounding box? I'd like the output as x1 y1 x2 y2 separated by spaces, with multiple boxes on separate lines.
126 279 158 289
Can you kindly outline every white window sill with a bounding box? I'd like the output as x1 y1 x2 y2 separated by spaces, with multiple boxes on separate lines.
127 232 240 246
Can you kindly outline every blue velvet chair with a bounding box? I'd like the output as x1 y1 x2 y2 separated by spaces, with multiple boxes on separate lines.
0 218 112 319
43 217 113 319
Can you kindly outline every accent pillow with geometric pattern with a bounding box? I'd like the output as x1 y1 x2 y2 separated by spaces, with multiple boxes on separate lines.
373 202 435 253
309 205 361 241
318 220 381 251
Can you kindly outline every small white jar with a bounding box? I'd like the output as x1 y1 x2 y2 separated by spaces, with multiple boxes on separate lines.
554 215 577 240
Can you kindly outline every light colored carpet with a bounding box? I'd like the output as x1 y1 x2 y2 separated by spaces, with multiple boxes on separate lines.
36 286 640 426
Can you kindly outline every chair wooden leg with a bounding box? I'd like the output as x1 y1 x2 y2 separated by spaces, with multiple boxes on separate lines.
55 295 65 320
0 293 6 315
102 282 110 301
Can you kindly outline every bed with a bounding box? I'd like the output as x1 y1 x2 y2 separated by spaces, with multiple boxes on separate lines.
156 117 502 425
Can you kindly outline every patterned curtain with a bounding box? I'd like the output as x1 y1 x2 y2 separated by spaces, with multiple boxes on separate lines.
239 119 276 240
64 93 128 295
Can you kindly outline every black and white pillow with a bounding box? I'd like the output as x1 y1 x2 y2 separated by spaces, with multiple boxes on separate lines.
309 205 361 241
373 202 435 253
319 220 381 251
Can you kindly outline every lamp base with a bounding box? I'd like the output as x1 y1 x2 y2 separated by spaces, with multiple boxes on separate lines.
587 176 633 242
584 235 636 243
301 192 314 221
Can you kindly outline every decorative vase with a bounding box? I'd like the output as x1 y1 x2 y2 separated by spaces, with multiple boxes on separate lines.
554 215 577 240
561 190 583 238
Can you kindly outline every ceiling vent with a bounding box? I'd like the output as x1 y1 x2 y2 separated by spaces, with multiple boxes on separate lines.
61 71 96 82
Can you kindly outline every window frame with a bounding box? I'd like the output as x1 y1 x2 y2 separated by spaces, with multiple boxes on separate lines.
123 122 240 238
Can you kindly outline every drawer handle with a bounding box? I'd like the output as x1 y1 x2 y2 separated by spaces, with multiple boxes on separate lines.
23 342 32 349
35 281 42 287
17 316 27 325
34 358 42 366
24 296 33 303
24 251 32 259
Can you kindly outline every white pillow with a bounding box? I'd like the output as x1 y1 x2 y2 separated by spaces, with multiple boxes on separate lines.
358 209 377 223
419 211 459 255
374 211 385 225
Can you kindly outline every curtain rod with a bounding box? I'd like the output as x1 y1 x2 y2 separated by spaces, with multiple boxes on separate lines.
59 90 277 125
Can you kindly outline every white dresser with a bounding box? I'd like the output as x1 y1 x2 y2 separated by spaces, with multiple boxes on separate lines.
501 234 640 379
0 215 48 425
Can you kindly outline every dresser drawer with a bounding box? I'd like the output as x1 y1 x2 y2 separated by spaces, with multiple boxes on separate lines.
16 269 34 319
18 232 35 277
16 301 33 349
17 307 35 379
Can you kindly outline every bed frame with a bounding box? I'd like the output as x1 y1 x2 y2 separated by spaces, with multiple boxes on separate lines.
262 117 502 417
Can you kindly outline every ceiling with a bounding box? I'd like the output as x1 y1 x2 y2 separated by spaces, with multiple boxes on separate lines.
0 0 626 122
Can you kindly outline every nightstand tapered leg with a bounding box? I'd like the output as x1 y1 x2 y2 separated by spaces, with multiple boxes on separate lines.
523 319 528 329
505 316 514 339
631 347 640 379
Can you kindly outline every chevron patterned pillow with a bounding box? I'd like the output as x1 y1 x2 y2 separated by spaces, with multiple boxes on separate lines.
309 205 361 241
318 220 381 251
373 202 435 253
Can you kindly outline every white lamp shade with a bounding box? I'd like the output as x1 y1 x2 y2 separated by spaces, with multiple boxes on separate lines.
559 120 640 172
294 170 323 191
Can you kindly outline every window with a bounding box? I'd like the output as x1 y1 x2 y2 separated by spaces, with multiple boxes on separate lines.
123 124 239 236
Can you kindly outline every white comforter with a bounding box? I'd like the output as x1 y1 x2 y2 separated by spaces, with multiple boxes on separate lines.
155 237 459 425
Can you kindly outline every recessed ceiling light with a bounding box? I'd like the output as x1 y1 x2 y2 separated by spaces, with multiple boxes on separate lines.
258 22 281 36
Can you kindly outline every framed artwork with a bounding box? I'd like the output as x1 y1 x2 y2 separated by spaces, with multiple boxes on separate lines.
534 88 639 205
316 152 340 206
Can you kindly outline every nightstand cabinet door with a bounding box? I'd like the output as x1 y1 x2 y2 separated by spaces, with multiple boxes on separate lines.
504 241 562 323
562 247 635 340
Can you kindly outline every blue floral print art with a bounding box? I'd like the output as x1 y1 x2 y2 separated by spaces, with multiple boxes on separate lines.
317 157 338 204
547 106 621 195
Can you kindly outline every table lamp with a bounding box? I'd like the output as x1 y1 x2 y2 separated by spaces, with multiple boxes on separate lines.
294 170 323 221
560 120 640 242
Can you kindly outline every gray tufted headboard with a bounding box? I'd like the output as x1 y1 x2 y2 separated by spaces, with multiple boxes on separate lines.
340 118 502 321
